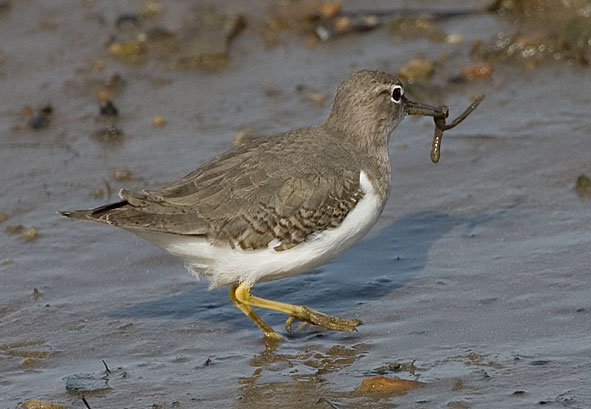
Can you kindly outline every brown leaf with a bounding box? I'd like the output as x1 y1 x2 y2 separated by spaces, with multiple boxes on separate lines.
356 376 425 393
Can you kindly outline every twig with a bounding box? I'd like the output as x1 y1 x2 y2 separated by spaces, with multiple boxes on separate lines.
81 395 92 409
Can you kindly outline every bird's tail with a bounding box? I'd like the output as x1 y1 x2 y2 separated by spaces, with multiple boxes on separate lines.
58 200 128 221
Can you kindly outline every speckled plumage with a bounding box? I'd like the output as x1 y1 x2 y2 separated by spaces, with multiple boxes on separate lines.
64 70 406 256
98 126 367 252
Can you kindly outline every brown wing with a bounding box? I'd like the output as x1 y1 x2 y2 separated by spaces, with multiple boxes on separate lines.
73 128 364 250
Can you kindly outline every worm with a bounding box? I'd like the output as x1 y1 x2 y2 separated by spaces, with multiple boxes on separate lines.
431 95 484 164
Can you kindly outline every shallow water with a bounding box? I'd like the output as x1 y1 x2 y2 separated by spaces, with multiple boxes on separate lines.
1 1 591 408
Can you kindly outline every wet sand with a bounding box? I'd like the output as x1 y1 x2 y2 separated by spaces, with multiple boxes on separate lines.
1 1 590 408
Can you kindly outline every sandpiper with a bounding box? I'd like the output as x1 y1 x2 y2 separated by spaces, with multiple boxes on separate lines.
60 70 448 340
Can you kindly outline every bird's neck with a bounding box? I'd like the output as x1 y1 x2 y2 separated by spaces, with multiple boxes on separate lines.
322 118 393 199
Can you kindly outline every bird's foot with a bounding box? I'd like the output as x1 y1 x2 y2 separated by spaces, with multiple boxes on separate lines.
285 306 362 333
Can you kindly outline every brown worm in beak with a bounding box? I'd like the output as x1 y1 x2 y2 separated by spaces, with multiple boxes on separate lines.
431 95 484 163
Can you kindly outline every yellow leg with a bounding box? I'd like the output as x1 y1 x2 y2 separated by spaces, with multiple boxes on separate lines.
234 282 362 333
229 284 282 340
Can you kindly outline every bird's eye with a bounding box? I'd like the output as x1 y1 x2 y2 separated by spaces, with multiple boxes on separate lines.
391 85 403 104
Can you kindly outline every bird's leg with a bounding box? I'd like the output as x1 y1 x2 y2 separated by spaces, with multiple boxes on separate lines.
234 282 362 333
228 284 282 341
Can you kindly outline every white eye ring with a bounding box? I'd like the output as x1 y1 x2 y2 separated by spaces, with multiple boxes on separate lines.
391 85 404 104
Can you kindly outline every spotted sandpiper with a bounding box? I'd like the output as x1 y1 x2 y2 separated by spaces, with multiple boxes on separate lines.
60 70 448 340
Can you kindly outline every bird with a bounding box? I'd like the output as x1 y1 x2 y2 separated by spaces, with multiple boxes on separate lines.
60 70 447 341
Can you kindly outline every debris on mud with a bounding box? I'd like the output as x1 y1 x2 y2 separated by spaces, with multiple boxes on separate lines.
152 115 165 127
173 9 246 70
234 129 255 146
92 126 124 144
138 0 164 18
5 225 24 234
397 58 436 82
479 0 591 67
375 360 417 376
64 372 111 394
462 63 494 80
575 174 591 198
113 169 132 181
21 227 39 240
20 400 67 409
115 13 141 31
356 376 425 394
27 105 53 130
99 100 119 117
387 16 447 42
108 39 147 64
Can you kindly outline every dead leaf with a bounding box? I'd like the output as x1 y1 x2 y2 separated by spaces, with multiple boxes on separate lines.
356 376 425 394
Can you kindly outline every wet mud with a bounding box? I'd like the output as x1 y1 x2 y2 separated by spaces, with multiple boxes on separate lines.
1 0 591 408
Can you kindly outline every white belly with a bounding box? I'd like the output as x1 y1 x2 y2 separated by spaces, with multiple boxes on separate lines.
136 171 385 288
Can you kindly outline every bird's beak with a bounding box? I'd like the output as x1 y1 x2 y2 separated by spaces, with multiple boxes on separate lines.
403 96 448 119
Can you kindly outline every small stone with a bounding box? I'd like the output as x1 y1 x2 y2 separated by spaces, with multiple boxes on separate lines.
28 114 50 130
138 0 164 17
446 34 464 44
21 358 38 368
462 63 493 80
95 89 111 102
40 105 53 115
5 225 24 234
116 13 141 30
92 126 123 143
234 129 254 146
99 100 119 116
21 227 39 240
467 352 482 362
27 105 53 130
398 58 435 82
108 40 146 63
319 2 341 18
306 92 326 107
113 169 132 181
512 390 526 396
152 115 166 126
575 174 591 197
